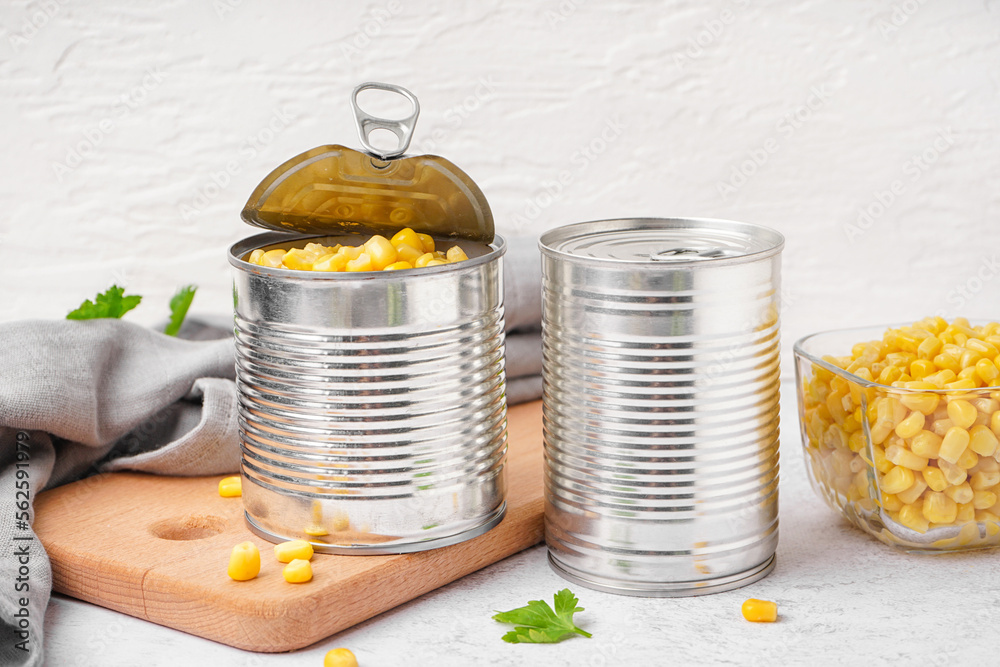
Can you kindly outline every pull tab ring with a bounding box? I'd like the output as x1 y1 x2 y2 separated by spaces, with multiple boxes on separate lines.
351 82 420 160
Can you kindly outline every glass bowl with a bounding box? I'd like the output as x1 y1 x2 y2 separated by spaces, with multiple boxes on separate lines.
794 322 1000 553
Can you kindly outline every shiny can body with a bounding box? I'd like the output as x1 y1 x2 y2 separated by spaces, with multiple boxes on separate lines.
228 231 508 554
540 218 783 595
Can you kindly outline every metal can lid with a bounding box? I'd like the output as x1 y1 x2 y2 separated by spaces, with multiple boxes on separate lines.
539 218 783 266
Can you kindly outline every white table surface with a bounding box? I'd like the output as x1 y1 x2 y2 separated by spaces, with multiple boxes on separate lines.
43 381 1000 666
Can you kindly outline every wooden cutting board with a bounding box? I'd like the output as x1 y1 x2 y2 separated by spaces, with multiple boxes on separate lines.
33 400 545 653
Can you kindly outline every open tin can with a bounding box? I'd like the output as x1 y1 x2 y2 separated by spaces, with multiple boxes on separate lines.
228 83 507 554
540 218 783 595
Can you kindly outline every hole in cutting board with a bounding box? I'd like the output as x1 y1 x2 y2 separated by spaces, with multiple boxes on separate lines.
149 515 227 541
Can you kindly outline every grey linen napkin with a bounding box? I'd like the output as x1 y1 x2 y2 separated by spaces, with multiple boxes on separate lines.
0 234 542 666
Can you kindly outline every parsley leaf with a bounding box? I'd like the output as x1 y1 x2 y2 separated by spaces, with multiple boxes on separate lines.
492 588 592 644
66 285 142 320
163 285 197 336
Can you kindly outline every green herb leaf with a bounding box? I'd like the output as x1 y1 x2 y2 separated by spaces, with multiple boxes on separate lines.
492 588 592 644
66 285 142 320
164 285 197 336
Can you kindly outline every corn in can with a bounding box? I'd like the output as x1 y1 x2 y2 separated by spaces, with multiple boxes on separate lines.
540 218 784 595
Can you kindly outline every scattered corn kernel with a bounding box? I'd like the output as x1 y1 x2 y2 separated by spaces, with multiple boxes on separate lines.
282 558 313 583
227 541 261 581
274 539 314 563
324 648 359 667
218 476 242 497
245 228 470 273
741 598 778 623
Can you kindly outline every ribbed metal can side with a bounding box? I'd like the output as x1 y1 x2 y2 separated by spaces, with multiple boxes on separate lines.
229 232 508 554
540 218 782 596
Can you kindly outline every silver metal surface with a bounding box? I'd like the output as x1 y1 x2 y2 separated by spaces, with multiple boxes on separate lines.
228 231 508 554
540 217 783 595
351 81 420 160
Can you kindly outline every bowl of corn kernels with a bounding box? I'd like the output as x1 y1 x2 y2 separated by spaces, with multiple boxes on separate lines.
795 317 1000 552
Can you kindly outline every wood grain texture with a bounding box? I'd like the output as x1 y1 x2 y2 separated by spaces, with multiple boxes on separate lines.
33 400 544 653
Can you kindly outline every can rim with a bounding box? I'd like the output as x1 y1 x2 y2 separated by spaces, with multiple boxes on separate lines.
538 217 784 267
228 231 507 278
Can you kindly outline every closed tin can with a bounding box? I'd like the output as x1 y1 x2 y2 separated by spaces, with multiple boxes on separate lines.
540 217 784 595
228 83 507 554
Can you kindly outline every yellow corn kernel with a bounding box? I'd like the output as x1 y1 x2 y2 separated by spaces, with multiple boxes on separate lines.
395 243 424 265
894 411 925 439
384 261 414 271
969 424 999 457
339 245 364 260
346 253 374 272
313 253 348 272
946 378 978 390
899 392 939 416
970 470 1000 491
432 250 447 260
260 249 286 268
248 249 265 264
227 542 261 581
975 510 1000 524
931 353 961 375
898 502 929 532
939 427 971 464
957 502 976 522
973 490 998 510
971 396 1000 415
218 476 242 497
282 558 313 583
273 539 314 563
945 481 974 504
741 598 777 623
324 649 359 667
957 447 979 471
282 248 319 270
909 359 936 380
947 400 978 429
446 245 469 263
414 252 435 268
922 491 958 524
364 235 398 270
848 431 866 453
917 336 942 359
930 418 954 437
896 476 929 505
880 465 915 495
938 459 969 486
885 444 928 471
992 411 1000 438
878 365 903 384
975 358 1000 385
391 227 421 250
872 445 892 474
922 467 948 492
416 233 435 253
303 525 328 537
425 259 447 267
909 430 943 458
881 492 903 511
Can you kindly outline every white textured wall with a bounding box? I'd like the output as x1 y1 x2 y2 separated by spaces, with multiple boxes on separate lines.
2 0 999 366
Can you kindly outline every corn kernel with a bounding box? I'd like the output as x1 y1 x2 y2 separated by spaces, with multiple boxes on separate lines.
970 470 1000 491
391 227 421 250
282 248 319 270
909 430 942 458
880 465 915 495
339 245 364 260
898 502 929 532
280 558 313 583
260 249 286 268
426 259 447 267
446 245 469 262
900 392 939 415
957 502 976 522
416 233 435 253
885 444 928 471
248 249 265 264
324 649 359 667
218 476 242 497
917 336 942 359
973 490 998 510
945 481 974 504
414 252 435 268
227 542 260 581
922 467 948 492
938 459 969 486
976 358 1000 385
314 253 348 272
969 424 999 457
741 599 778 623
274 539 314 563
957 446 979 471
395 243 424 264
881 492 903 511
939 427 971 464
922 491 958 524
364 235 398 270
346 253 374 272
894 411 925 439
947 400 978 429
896 476 929 505
384 261 414 271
